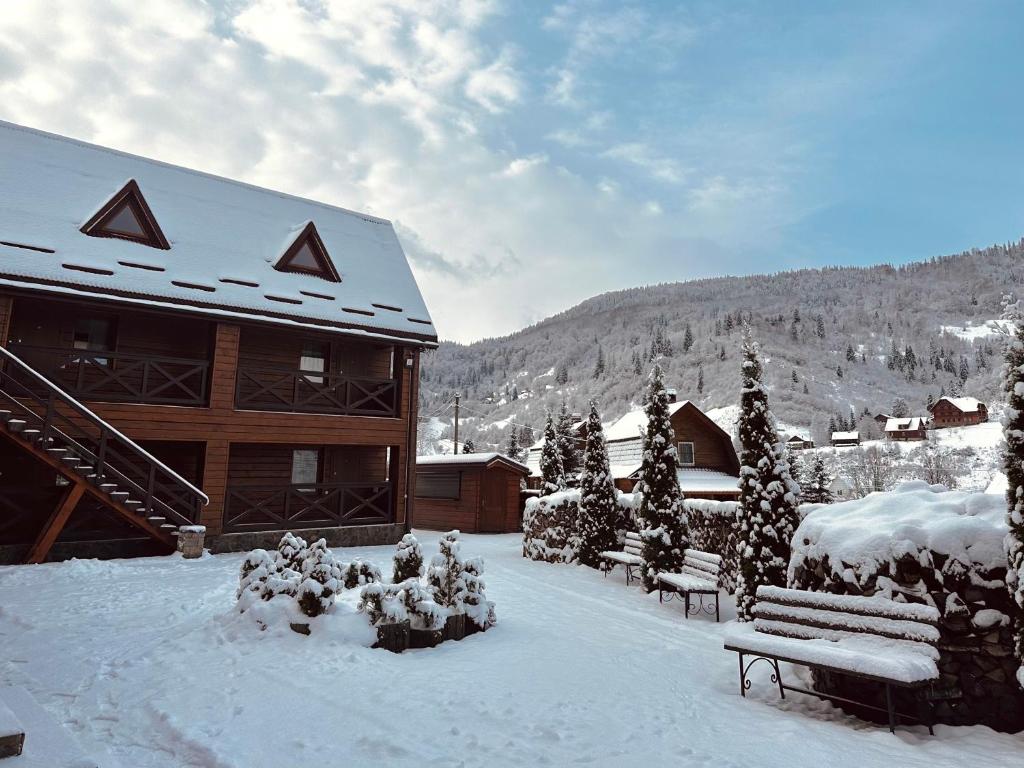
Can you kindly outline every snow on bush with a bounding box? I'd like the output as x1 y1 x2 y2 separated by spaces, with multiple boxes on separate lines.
341 559 383 590
462 556 496 630
358 582 408 627
522 490 579 563
428 531 467 611
392 533 425 582
296 539 342 618
396 579 446 631
789 481 1024 730
1001 294 1024 688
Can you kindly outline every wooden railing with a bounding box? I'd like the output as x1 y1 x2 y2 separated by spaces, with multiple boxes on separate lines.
0 345 207 527
7 344 209 406
223 481 393 533
235 366 398 416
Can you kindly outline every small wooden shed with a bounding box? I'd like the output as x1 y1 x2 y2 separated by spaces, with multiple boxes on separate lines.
414 453 529 534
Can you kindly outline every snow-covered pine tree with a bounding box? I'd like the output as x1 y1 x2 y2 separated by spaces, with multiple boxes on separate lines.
556 401 582 480
461 439 475 454
1001 296 1024 688
505 428 521 462
427 531 466 611
635 364 687 591
539 410 566 494
576 400 621 569
296 538 341 618
735 327 801 621
802 456 834 504
393 532 425 582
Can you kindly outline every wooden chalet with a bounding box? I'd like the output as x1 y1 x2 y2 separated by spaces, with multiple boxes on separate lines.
785 435 815 451
526 396 740 501
928 396 988 428
0 121 437 563
830 431 860 448
884 417 928 441
414 453 529 533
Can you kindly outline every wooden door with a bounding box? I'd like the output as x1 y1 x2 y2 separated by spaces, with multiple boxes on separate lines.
479 469 507 533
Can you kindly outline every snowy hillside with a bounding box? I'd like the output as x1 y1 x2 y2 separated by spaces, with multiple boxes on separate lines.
420 239 1024 455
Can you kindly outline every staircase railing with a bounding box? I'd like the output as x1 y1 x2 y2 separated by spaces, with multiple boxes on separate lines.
0 345 208 527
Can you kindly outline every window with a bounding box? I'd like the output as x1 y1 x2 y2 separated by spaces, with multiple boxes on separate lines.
417 472 461 499
80 179 170 250
274 222 341 282
300 340 329 385
677 442 695 466
72 317 117 365
291 449 321 488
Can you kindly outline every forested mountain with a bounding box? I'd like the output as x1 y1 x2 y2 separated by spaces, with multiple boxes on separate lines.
419 239 1024 454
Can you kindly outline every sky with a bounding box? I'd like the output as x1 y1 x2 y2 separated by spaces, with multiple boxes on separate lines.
0 1 1022 343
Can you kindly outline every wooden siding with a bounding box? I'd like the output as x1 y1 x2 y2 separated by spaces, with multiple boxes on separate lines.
930 400 988 427
415 467 482 533
414 463 524 534
669 406 739 475
237 325 392 379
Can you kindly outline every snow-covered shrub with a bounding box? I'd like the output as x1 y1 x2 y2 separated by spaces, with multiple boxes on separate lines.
539 409 566 494
635 364 688 591
358 582 408 626
341 559 383 590
396 579 445 631
236 549 279 610
789 482 1023 731
462 556 496 630
428 531 467 611
801 456 834 504
277 532 308 571
392 533 425 583
576 400 622 569
683 499 740 592
296 539 342 618
522 490 580 563
735 329 800 620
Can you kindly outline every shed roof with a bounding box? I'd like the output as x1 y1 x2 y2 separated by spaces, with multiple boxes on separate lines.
416 452 529 474
0 120 436 346
885 417 925 432
831 431 859 441
931 396 984 414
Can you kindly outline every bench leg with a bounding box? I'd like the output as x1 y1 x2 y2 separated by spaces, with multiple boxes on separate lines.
773 659 784 699
715 592 720 623
684 591 690 618
738 653 746 698
885 684 896 733
659 584 663 603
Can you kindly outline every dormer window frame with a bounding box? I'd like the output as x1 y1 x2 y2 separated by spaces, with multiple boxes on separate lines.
274 221 341 283
80 179 170 250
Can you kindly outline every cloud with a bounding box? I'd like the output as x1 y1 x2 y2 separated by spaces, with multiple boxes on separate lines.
602 142 687 184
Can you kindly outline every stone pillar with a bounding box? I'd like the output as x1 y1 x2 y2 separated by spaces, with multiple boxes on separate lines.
177 525 206 558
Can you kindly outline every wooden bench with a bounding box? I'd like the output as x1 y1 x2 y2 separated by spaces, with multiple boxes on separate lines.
723 586 942 734
600 531 644 585
657 549 722 621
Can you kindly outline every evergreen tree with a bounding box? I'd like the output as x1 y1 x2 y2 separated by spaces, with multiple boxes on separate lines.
815 315 826 339
1001 298 1024 688
682 324 694 352
556 401 582 480
576 400 620 569
635 365 688 591
845 343 856 362
505 428 521 462
697 365 705 395
392 533 425 582
555 362 569 385
461 439 475 454
539 410 565 494
802 456 835 504
836 364 843 379
593 345 605 379
735 328 801 621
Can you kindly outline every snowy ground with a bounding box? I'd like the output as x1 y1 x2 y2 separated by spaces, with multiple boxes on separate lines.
2 533 1022 767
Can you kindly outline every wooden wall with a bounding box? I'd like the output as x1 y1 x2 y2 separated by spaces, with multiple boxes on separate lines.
670 406 739 475
237 325 392 378
414 464 525 534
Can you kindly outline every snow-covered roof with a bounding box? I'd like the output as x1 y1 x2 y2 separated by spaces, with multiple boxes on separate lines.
885 417 925 432
831 431 859 441
604 401 689 443
676 468 740 494
417 452 529 473
0 120 436 346
934 396 984 414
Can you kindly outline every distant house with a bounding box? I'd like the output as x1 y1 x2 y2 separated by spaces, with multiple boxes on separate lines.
874 413 891 425
527 394 741 501
831 431 860 448
928 396 988 428
830 475 855 500
884 417 928 441
415 453 529 533
785 435 815 451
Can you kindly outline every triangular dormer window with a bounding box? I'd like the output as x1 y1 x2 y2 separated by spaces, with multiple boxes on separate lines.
274 222 340 282
81 180 170 250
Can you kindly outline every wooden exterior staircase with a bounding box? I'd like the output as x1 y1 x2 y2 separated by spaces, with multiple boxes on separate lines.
0 345 208 563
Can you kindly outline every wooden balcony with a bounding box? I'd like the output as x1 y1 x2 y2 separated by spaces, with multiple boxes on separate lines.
7 344 209 407
223 481 393 533
234 366 398 417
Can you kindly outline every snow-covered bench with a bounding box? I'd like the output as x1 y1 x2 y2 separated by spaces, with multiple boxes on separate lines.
600 532 644 585
656 549 722 622
723 586 942 734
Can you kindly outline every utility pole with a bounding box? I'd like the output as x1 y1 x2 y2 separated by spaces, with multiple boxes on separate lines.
453 392 461 455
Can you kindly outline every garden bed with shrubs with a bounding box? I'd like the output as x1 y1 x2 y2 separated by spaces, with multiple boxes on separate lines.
235 529 495 653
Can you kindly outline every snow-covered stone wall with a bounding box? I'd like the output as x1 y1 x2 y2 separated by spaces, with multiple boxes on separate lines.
523 491 637 564
683 499 740 592
788 481 1023 731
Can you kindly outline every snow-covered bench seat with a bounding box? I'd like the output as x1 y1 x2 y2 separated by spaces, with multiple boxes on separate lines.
723 586 942 734
657 549 722 622
600 532 644 585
